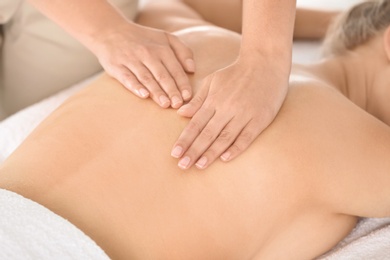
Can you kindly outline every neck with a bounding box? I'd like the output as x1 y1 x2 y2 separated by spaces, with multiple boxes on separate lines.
299 44 385 114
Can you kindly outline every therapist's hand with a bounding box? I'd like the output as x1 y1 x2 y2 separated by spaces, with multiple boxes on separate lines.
93 22 195 108
171 54 290 170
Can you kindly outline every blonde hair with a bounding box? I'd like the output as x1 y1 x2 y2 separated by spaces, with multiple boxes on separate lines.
323 0 390 56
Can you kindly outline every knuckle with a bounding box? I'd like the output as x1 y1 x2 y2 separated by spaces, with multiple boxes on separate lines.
119 75 135 87
202 103 215 114
200 127 215 142
155 72 171 83
187 120 203 135
218 129 234 142
139 73 154 84
239 131 254 145
232 133 253 152
119 71 132 80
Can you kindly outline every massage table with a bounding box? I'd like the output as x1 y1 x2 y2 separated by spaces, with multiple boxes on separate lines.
1 0 390 258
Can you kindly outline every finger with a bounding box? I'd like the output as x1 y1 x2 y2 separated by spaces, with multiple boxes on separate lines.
128 62 171 108
171 105 215 161
220 121 260 162
112 65 149 99
144 58 183 109
168 34 195 73
194 117 247 170
177 76 212 118
161 53 192 102
176 113 232 170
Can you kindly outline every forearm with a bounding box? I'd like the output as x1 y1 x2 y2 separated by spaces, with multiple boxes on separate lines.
294 9 338 40
26 0 132 52
241 0 296 60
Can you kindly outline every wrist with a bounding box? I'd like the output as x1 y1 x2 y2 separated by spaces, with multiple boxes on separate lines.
238 48 292 74
240 40 292 59
85 19 136 55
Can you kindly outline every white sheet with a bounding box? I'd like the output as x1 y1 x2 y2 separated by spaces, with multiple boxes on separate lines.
1 0 389 258
0 189 109 259
297 0 362 10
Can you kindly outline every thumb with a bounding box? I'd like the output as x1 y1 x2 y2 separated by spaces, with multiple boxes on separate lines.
178 76 211 118
168 34 196 73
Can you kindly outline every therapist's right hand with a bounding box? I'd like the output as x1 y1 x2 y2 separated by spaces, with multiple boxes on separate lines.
92 22 195 109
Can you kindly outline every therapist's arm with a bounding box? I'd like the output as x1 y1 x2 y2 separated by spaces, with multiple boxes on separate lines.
240 0 295 62
26 0 195 108
172 0 296 169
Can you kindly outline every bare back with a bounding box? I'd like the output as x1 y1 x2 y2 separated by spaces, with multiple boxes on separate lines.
1 26 390 259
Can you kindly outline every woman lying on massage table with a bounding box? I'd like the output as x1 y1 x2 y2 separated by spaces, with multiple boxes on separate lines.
1 0 390 259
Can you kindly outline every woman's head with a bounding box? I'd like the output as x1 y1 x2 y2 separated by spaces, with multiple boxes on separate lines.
323 0 390 56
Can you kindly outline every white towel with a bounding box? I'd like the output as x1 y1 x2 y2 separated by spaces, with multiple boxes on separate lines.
318 217 390 259
0 189 109 260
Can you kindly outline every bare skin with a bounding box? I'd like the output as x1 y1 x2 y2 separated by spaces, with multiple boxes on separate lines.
25 0 297 171
1 3 390 260
138 0 338 170
172 0 296 170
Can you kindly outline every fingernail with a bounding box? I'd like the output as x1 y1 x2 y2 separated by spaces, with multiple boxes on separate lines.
178 156 191 169
185 59 195 72
178 105 189 114
138 88 149 98
221 152 231 162
171 96 182 108
196 156 208 169
182 90 191 100
159 96 170 107
171 146 183 158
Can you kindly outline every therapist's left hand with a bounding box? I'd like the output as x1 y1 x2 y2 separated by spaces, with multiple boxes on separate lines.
170 54 290 170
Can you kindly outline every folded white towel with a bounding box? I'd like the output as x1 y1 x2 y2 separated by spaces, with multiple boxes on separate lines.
0 189 109 260
318 218 390 259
